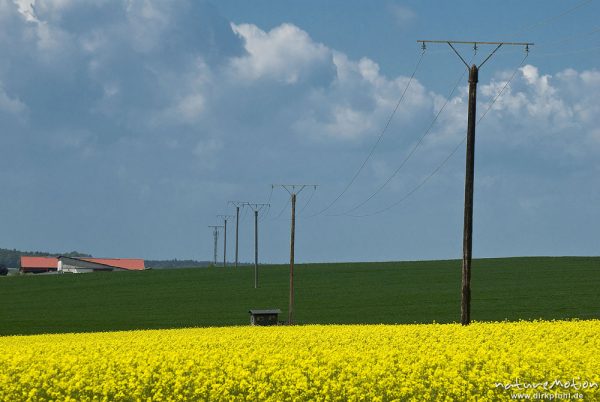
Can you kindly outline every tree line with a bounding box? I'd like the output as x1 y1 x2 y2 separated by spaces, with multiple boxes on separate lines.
0 248 210 270
0 248 91 268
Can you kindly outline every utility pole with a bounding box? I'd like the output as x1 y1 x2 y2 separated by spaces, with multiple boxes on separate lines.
272 184 318 325
417 40 532 325
217 215 234 267
241 203 270 288
228 201 246 268
208 225 223 266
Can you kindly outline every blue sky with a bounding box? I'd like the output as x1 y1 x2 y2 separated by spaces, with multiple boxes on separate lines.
1 0 599 263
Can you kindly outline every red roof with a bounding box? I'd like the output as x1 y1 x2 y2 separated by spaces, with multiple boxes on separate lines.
20 256 57 269
80 258 145 270
20 256 145 271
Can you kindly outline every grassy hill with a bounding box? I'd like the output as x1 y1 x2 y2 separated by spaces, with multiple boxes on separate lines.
0 257 598 336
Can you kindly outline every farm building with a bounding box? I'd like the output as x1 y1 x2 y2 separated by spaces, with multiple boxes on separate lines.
20 256 145 274
19 257 58 273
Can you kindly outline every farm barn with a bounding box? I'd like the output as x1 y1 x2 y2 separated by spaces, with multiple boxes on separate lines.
19 257 58 274
20 256 145 274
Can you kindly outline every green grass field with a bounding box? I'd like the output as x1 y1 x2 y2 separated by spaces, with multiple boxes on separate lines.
1 257 598 336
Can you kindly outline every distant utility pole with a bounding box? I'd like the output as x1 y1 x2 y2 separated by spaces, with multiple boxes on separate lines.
273 184 318 325
208 225 223 266
217 215 234 267
228 201 246 268
417 40 532 325
242 203 270 288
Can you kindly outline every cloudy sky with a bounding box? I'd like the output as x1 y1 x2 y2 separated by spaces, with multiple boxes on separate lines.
1 0 599 263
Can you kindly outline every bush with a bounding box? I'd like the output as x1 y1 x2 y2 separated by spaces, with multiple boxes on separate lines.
0 264 8 276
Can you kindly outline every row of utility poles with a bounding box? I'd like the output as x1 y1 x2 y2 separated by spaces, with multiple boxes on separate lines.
205 41 532 326
211 202 269 288
208 185 316 324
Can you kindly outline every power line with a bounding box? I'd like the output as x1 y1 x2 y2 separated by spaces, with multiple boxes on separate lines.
538 26 600 47
496 25 600 56
307 51 426 217
334 55 472 216
258 205 271 223
259 185 275 222
418 40 531 326
240 204 249 221
345 51 529 218
312 1 593 221
477 52 529 123
509 0 594 38
529 45 600 58
272 195 291 221
242 202 270 213
298 185 317 215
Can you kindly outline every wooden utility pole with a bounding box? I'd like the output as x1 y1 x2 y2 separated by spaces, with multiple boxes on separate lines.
228 201 246 268
224 219 228 267
254 210 258 287
208 225 223 266
289 193 296 324
416 40 532 325
235 207 239 268
462 64 478 325
242 202 270 288
272 184 317 325
217 215 234 267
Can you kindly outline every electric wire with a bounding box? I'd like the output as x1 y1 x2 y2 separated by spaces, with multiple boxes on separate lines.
538 26 600 47
529 45 600 58
306 51 426 218
498 24 600 55
330 0 594 218
477 52 528 124
258 205 271 222
332 58 471 217
345 52 529 218
215 0 588 230
240 204 249 222
272 195 291 221
509 0 593 38
258 186 274 222
298 186 317 215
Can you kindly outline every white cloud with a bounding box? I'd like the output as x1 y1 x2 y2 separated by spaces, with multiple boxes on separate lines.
389 4 416 26
0 82 27 115
149 58 213 127
478 64 600 155
1 0 599 260
3 1 599 170
230 23 332 84
290 49 429 142
125 0 170 53
175 94 205 120
13 0 38 22
5 0 599 159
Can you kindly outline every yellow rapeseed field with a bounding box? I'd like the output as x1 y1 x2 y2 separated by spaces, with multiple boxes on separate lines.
0 320 598 401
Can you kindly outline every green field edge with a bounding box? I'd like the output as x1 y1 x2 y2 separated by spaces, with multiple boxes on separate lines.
1 256 598 336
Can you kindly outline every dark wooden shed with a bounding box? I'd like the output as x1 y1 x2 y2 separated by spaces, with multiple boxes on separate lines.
249 309 281 326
